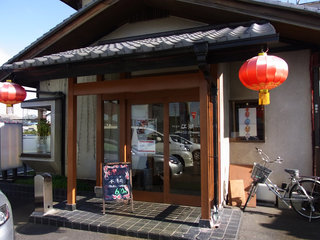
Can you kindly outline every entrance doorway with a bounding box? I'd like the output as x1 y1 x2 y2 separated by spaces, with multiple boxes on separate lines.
103 93 201 206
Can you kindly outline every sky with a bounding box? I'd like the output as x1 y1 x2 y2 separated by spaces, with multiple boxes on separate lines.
0 0 76 65
0 0 76 117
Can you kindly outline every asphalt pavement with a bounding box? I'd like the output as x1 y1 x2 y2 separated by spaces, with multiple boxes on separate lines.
239 205 320 240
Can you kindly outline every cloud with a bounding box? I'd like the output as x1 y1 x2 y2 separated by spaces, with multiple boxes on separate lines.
0 48 12 65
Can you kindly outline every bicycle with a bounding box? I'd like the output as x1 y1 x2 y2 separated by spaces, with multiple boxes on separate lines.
242 147 320 222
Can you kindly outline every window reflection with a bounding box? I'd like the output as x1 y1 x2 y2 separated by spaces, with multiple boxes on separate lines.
169 102 201 196
131 104 165 192
104 101 120 163
22 108 51 155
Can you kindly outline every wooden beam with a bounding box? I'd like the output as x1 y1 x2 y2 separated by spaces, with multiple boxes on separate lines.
96 75 104 187
74 73 200 96
67 77 77 210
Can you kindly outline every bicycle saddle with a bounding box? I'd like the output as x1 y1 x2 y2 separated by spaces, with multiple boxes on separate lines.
285 169 299 177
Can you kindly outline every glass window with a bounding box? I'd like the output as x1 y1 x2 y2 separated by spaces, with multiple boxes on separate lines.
104 101 120 163
22 107 51 155
169 102 201 196
229 100 265 142
131 104 164 192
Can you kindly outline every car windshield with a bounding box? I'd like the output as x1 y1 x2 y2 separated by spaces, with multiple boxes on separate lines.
170 135 191 145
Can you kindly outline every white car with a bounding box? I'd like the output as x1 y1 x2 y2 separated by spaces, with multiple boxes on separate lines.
170 135 201 162
0 190 14 240
131 127 193 167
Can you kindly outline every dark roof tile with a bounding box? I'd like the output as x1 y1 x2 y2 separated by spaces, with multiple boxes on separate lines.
0 22 276 71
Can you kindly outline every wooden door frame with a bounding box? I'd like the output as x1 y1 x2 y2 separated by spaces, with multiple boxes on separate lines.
126 92 200 206
67 72 215 223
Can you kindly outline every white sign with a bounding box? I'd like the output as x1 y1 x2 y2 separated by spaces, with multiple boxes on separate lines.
138 140 156 154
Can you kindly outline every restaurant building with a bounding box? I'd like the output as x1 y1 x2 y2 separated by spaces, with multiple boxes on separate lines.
0 0 320 227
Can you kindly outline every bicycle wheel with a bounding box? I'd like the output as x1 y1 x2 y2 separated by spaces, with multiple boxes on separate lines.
243 181 258 211
290 179 320 220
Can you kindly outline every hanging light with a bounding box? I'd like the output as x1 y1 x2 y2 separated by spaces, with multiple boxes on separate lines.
0 80 27 114
238 52 289 105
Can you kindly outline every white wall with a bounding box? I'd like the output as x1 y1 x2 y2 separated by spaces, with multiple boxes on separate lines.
218 63 231 205
229 50 313 185
100 16 206 41
75 76 97 180
40 76 98 180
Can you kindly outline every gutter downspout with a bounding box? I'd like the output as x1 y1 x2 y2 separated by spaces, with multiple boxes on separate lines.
311 52 320 176
194 42 220 227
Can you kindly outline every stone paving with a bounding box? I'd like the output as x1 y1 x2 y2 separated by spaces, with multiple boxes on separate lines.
29 196 242 240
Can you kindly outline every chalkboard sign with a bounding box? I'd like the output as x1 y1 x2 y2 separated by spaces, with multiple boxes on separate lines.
102 162 133 213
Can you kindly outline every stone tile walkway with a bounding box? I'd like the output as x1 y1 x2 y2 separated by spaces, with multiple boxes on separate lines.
30 196 242 240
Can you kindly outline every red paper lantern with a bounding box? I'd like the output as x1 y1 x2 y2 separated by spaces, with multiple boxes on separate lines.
0 80 26 113
239 52 288 105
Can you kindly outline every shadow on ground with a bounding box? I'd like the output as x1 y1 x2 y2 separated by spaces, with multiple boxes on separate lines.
8 195 62 236
239 206 320 240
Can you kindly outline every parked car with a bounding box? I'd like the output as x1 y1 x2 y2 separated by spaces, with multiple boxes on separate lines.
103 139 183 176
0 190 14 240
131 147 183 177
131 126 193 167
170 134 201 162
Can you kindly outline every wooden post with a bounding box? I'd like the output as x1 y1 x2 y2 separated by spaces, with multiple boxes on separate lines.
120 99 126 162
163 103 170 203
96 75 104 187
199 74 212 226
67 77 77 210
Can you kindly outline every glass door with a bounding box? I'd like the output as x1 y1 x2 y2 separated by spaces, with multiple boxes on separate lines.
128 100 201 205
130 104 164 193
169 102 201 196
104 100 120 163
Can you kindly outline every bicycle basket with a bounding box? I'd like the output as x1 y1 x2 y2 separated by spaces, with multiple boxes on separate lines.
251 163 272 183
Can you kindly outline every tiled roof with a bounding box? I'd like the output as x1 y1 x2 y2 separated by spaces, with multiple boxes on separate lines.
250 0 320 13
0 22 276 71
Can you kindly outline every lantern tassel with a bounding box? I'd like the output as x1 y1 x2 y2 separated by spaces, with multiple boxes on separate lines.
6 104 13 115
259 89 270 105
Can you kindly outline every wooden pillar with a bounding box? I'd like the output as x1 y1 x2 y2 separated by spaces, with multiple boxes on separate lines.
67 77 77 210
119 98 126 162
199 74 212 226
163 103 170 203
96 75 104 186
214 65 221 206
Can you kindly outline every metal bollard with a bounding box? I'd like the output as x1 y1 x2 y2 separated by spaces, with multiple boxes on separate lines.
34 173 53 213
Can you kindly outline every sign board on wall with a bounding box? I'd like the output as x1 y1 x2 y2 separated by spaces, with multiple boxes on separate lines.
238 108 257 138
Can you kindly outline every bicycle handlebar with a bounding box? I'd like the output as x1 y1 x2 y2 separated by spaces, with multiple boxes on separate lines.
256 147 283 164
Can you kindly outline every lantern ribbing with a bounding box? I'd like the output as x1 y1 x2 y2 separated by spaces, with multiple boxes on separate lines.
239 52 288 105
0 80 27 110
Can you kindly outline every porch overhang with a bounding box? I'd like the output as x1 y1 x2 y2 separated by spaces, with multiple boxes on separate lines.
0 21 278 87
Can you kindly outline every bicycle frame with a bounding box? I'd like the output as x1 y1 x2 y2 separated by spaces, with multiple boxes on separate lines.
263 177 291 208
262 176 314 208
243 148 320 222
